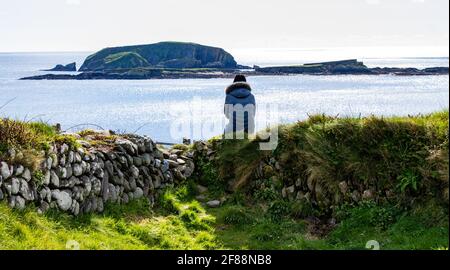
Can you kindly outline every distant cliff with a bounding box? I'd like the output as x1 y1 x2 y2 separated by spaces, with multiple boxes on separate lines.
79 42 238 71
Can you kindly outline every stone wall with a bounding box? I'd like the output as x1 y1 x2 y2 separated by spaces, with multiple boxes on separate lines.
0 133 194 215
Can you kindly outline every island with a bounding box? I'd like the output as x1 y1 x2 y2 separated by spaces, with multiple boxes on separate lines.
43 62 77 72
20 42 449 80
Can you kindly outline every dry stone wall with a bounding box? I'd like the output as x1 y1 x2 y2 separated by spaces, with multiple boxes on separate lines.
0 133 194 215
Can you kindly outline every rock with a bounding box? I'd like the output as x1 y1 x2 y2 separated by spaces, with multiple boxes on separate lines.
121 193 129 204
351 190 361 202
0 189 3 200
167 159 179 168
1 162 12 179
14 196 26 210
60 144 69 154
130 166 140 178
59 155 66 167
51 190 72 211
57 166 67 179
162 160 169 173
50 171 60 187
196 184 208 194
108 184 118 203
74 152 82 163
134 187 144 199
14 165 24 176
133 157 143 167
104 161 114 176
22 168 32 181
6 178 21 195
115 138 138 155
66 166 73 179
19 178 34 201
92 177 102 195
73 163 83 176
282 185 295 199
45 157 53 170
177 159 186 166
155 159 161 168
362 190 374 201
206 200 221 208
44 62 76 72
67 151 74 163
339 181 348 194
43 170 51 185
97 198 104 212
37 201 50 214
195 194 207 202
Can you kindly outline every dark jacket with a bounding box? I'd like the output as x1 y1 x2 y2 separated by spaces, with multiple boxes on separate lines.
224 82 256 135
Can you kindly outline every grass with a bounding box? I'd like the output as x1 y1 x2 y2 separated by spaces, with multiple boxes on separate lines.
1 111 448 250
0 182 448 250
0 189 220 250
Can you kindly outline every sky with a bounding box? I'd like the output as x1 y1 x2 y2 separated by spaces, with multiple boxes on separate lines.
0 0 448 56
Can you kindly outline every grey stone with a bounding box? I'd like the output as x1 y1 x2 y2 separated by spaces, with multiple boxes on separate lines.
74 152 82 163
50 170 60 187
362 190 374 201
162 160 169 172
195 194 207 202
60 144 69 154
115 138 137 155
108 183 118 203
130 165 139 178
59 155 66 167
129 177 137 191
134 187 144 199
14 196 26 210
206 200 221 208
43 170 51 185
133 157 143 167
38 201 50 214
51 190 72 211
57 166 67 179
142 154 151 166
67 151 74 163
22 168 32 181
196 185 208 194
121 193 129 204
96 198 104 212
46 157 53 170
155 159 161 168
167 159 179 168
14 165 24 176
9 178 20 195
73 163 83 176
104 160 114 177
1 162 12 179
339 181 348 194
92 177 102 195
19 178 34 201
51 155 58 168
71 200 80 216
66 166 73 178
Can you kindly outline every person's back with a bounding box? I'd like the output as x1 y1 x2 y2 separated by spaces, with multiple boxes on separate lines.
224 75 256 138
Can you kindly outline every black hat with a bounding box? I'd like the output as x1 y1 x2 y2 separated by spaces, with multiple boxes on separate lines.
233 74 247 83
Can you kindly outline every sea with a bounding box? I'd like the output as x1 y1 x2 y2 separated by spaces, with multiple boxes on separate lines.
0 49 448 143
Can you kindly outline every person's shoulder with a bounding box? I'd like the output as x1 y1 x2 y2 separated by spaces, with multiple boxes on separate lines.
226 82 252 94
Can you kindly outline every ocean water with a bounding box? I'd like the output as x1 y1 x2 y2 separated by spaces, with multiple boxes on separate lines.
0 52 448 143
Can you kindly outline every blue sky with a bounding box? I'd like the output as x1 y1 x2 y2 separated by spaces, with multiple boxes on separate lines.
0 0 448 54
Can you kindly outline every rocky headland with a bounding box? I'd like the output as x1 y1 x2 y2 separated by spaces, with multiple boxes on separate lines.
43 62 77 72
